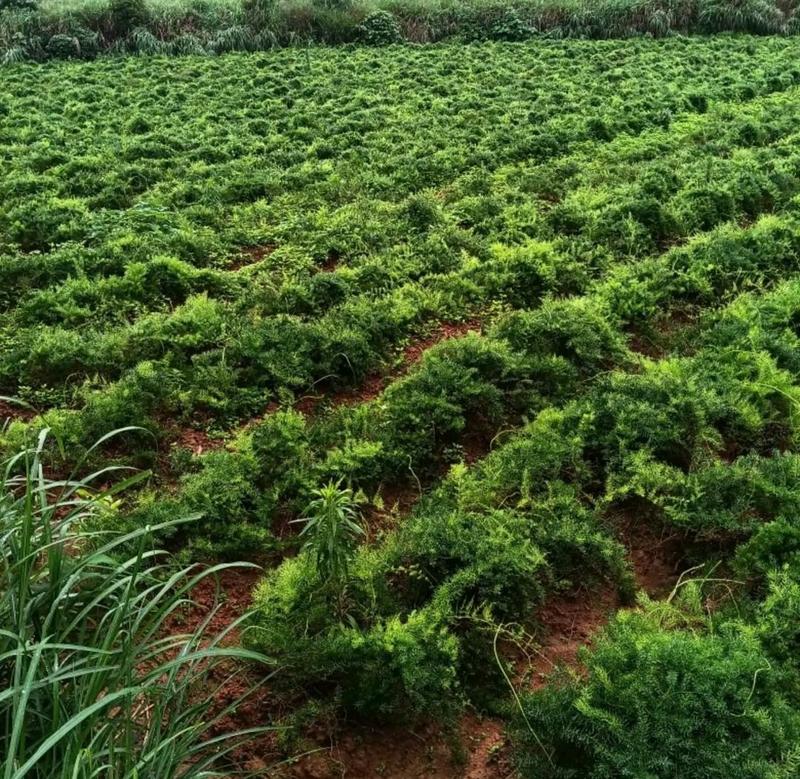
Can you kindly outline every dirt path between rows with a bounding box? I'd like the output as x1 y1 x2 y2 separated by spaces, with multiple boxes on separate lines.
166 319 483 458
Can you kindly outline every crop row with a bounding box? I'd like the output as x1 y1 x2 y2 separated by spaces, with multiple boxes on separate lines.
102 196 800 558
244 267 800 736
2 42 800 461
4 38 800 776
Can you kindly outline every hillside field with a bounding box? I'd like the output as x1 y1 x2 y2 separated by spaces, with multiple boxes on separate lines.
4 35 800 777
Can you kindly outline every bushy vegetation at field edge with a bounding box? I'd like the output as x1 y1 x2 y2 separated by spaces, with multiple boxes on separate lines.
3 0 800 63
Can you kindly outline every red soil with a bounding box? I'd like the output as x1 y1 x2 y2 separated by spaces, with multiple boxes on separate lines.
359 481 421 544
320 249 340 272
168 566 284 772
520 510 685 690
401 320 482 367
615 511 685 598
0 399 36 423
279 713 513 779
171 503 689 779
290 319 483 420
230 244 277 271
524 583 620 690
173 565 263 640
171 426 224 456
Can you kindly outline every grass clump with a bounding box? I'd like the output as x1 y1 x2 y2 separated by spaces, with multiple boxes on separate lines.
0 428 273 778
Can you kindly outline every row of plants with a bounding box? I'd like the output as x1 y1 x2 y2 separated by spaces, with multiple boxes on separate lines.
5 267 796 775
2 39 800 471
4 38 792 261
513 587 800 778
3 0 800 63
242 272 800 777
5 35 800 777
8 70 800 332
10 190 800 560
510 280 800 773
108 183 800 552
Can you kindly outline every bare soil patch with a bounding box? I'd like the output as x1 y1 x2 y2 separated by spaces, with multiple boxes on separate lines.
278 713 515 779
0 399 36 423
171 426 224 456
230 244 277 271
291 319 483 419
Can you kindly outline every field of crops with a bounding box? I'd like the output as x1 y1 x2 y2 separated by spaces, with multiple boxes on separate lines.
4 35 800 777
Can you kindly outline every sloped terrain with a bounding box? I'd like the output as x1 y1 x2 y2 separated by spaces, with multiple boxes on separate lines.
3 37 800 777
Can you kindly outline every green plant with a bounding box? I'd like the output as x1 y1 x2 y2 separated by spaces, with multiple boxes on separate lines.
357 10 402 44
0 429 274 778
757 571 800 665
489 8 534 40
45 33 80 58
248 562 462 720
293 479 364 602
0 0 36 9
242 0 275 29
700 0 786 32
5 40 800 772
512 606 800 779
735 518 800 581
109 0 149 36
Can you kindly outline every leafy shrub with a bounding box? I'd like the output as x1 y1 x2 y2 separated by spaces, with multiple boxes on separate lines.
583 359 721 474
492 297 629 375
704 279 800 378
109 0 150 37
452 406 588 511
470 242 562 308
699 0 786 32
735 518 800 581
526 485 633 597
42 28 99 60
391 505 549 619
178 445 274 557
45 34 81 59
401 191 444 232
672 185 736 233
358 11 403 45
608 452 800 535
757 572 800 666
243 0 276 28
251 408 312 499
380 335 516 471
489 9 534 40
315 605 461 719
318 437 385 487
248 551 459 720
